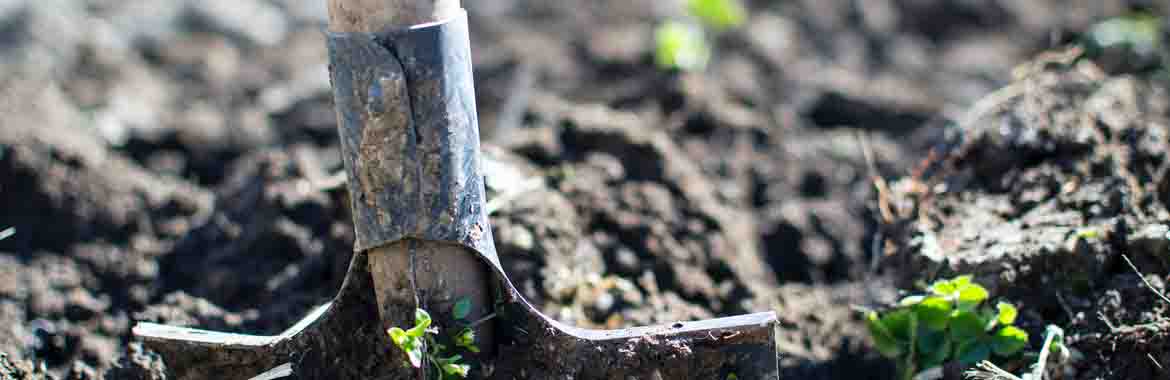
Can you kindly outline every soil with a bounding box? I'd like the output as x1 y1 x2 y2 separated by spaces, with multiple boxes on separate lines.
881 50 1170 379
0 0 1166 379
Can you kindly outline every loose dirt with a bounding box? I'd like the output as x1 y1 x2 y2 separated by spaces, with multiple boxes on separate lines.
0 1 1163 379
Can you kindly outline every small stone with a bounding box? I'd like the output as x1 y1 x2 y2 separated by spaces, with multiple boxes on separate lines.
593 292 615 313
614 247 640 274
511 226 535 251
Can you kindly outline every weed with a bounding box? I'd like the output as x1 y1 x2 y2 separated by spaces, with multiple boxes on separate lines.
867 275 1030 380
388 303 480 380
1074 228 1099 240
687 0 746 30
655 21 710 72
654 0 746 71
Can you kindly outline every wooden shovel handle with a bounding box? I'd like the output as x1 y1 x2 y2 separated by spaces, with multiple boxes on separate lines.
328 0 461 32
326 0 493 361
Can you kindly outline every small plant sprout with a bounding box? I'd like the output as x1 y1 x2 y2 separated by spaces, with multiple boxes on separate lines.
867 275 1030 380
687 0 746 30
454 328 479 353
388 308 433 368
388 303 480 380
654 0 746 72
655 21 711 71
1074 228 1100 240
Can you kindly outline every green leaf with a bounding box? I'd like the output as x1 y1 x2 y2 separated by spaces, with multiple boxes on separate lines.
898 295 925 307
455 328 479 353
655 21 711 71
415 308 432 326
881 309 917 341
0 227 13 241
916 330 952 368
408 309 432 338
453 298 472 320
1045 325 1067 354
996 302 1019 326
992 326 1029 356
388 326 423 368
954 341 992 365
388 327 409 347
929 277 960 296
436 355 470 378
915 296 953 331
403 342 423 368
955 283 989 311
1075 228 1100 240
866 311 905 358
949 311 987 342
435 355 462 365
726 374 739 380
441 362 470 378
687 0 746 30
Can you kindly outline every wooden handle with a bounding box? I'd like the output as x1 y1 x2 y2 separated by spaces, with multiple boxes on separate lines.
326 0 493 366
328 0 461 32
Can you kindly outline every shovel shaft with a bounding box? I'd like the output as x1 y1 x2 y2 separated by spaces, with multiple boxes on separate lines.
326 0 495 374
328 0 461 32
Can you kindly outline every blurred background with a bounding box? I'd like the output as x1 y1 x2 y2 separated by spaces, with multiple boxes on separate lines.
1 0 1168 379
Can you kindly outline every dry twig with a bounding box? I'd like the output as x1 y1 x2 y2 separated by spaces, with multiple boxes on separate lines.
1121 254 1170 305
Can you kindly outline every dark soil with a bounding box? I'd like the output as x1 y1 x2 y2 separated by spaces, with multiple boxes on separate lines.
882 51 1170 379
0 0 1165 379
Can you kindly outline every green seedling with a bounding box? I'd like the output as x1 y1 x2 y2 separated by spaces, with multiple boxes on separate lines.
687 0 746 30
655 21 711 71
388 302 480 380
1074 228 1100 240
867 275 1030 380
655 0 745 71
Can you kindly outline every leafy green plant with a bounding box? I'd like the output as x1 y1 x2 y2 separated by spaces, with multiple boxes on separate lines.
388 304 480 380
654 0 746 71
867 275 1030 380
